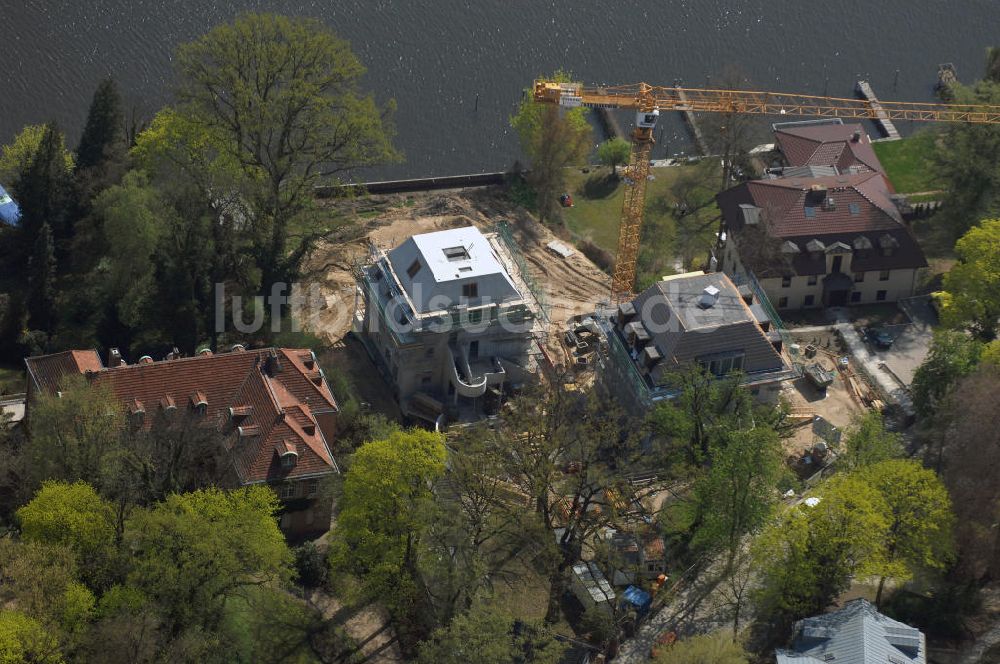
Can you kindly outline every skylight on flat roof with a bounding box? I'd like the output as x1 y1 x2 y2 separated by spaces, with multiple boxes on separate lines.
443 246 470 261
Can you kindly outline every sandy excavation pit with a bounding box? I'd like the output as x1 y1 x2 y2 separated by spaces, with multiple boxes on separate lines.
301 189 612 367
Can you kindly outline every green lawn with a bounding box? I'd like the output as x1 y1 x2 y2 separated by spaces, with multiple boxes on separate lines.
560 161 721 288
0 366 23 396
872 130 945 194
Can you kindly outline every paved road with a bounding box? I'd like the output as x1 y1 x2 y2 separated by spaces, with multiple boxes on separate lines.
833 319 915 416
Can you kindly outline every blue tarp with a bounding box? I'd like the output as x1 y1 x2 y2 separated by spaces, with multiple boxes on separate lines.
621 585 652 615
0 184 20 226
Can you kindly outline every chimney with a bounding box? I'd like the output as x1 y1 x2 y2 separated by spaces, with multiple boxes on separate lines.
264 349 282 376
108 348 124 367
808 184 828 204
166 347 180 361
852 130 862 142
698 285 721 309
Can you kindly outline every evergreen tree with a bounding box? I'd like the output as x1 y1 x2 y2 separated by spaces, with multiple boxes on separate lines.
76 78 124 173
26 222 56 333
13 122 72 260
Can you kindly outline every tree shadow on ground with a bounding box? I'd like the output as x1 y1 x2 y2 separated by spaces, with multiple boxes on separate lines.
579 173 620 200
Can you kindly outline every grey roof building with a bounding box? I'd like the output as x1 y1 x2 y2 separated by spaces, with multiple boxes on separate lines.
776 599 926 664
356 225 543 424
596 271 795 413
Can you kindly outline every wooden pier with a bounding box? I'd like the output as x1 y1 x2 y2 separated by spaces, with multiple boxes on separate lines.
855 80 901 141
675 86 710 155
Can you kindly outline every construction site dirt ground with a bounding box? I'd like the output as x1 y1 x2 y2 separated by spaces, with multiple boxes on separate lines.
781 329 869 457
302 188 611 374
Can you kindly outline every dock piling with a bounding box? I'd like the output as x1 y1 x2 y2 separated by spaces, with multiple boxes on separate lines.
855 80 901 141
674 86 710 155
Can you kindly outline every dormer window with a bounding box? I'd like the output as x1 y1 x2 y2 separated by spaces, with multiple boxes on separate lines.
189 391 208 415
128 399 145 427
278 441 299 469
878 233 899 257
229 405 252 423
159 395 176 414
853 235 873 259
806 239 826 261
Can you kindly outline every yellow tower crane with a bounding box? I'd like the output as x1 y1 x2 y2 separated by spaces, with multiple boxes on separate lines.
533 80 1000 301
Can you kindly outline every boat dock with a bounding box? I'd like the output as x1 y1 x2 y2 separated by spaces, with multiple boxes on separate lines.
674 86 709 155
855 80 901 141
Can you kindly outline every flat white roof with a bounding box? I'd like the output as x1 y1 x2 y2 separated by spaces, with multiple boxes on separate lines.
386 226 522 314
410 226 506 283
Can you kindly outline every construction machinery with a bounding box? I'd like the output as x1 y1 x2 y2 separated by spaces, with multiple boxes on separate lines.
532 80 1000 301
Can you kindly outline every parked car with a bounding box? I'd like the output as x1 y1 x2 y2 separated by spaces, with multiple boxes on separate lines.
864 327 894 349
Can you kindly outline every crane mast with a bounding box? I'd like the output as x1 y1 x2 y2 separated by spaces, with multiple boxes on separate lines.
533 79 1000 300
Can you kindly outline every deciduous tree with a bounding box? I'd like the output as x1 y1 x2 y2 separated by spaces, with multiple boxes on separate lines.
597 138 631 173
935 366 1000 580
940 217 1000 341
754 475 890 632
172 12 398 293
860 460 954 605
0 124 74 187
0 610 64 664
839 411 903 470
329 428 446 594
511 71 593 221
492 383 637 624
125 486 292 632
691 426 784 559
17 481 119 591
23 376 121 492
417 602 566 664
911 330 983 419
933 80 1000 238
421 428 545 624
651 631 750 664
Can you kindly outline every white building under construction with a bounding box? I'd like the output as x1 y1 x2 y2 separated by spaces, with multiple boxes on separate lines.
356 225 543 424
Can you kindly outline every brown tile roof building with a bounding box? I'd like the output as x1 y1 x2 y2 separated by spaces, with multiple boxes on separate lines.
717 171 927 277
25 347 339 486
774 123 886 175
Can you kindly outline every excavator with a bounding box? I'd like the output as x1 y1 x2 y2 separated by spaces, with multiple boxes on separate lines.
532 80 1000 301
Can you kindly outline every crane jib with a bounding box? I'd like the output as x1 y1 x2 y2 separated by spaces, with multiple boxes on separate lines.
532 78 1000 299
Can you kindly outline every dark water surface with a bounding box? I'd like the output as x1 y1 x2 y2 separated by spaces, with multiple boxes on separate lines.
0 1 995 179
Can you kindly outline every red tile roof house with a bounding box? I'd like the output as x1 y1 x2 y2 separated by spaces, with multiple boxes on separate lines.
716 169 927 311
24 346 339 537
773 122 887 175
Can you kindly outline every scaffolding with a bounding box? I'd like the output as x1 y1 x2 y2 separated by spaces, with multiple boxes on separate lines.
493 221 551 323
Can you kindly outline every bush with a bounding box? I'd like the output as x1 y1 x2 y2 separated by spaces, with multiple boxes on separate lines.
294 541 329 588
882 580 980 639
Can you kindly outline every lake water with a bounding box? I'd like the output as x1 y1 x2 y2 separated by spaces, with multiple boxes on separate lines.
1 0 996 179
